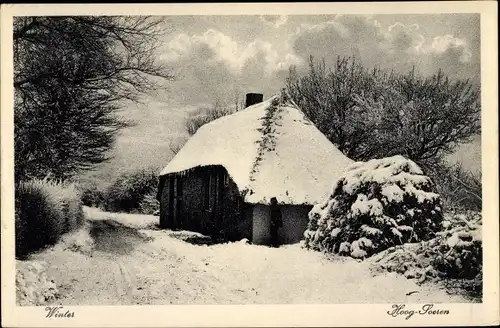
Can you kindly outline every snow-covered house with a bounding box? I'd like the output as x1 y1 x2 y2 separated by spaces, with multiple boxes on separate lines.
157 93 353 245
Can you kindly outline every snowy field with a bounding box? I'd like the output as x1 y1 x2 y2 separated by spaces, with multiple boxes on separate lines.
18 207 467 305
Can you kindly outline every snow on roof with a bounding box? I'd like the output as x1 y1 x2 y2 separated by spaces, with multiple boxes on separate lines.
159 95 354 205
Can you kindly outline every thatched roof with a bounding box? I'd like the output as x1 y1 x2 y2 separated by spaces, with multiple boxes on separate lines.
159 95 354 205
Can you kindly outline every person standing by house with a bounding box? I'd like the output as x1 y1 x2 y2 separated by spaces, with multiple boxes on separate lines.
270 197 283 247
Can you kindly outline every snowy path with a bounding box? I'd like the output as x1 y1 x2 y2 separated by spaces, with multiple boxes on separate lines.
28 207 466 305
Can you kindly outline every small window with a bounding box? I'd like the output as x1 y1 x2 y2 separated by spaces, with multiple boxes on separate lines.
224 173 229 186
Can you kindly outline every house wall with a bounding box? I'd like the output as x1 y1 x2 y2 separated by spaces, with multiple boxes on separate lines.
252 204 312 245
160 166 311 245
158 166 251 241
178 173 204 231
280 205 312 244
159 178 171 228
252 204 272 245
219 184 252 241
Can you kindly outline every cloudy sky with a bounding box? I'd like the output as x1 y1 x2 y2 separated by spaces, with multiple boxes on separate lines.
156 14 480 105
90 14 481 182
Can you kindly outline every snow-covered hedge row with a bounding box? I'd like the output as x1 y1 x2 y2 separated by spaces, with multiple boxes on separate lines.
304 155 443 258
16 179 84 258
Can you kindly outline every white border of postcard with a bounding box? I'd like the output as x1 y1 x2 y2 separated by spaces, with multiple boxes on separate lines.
1 2 498 327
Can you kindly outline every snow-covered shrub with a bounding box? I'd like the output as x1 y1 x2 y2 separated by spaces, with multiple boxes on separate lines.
370 243 438 282
103 167 159 213
16 260 59 306
139 193 160 215
370 211 482 299
78 180 105 208
432 211 482 279
58 182 85 231
15 179 84 258
303 155 443 258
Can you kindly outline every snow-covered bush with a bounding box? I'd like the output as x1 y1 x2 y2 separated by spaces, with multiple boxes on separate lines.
370 211 482 299
16 179 84 258
103 167 159 213
78 180 105 208
139 193 160 215
16 260 59 306
303 155 443 258
432 211 482 279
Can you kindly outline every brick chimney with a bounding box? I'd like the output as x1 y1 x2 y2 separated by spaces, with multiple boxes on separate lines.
245 93 263 108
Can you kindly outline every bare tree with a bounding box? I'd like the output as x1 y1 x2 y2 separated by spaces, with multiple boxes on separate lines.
355 68 481 169
286 56 388 159
14 16 173 100
185 99 235 136
14 16 174 181
429 161 482 211
286 56 481 171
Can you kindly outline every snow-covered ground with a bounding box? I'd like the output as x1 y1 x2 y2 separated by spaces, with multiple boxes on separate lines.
20 207 466 305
